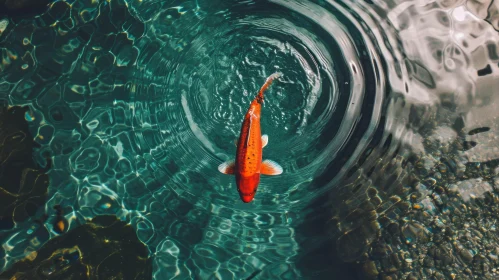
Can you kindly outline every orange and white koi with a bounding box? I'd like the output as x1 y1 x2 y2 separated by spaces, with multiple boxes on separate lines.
218 73 283 203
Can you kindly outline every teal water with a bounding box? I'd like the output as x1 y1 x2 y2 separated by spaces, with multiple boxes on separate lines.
2 0 499 279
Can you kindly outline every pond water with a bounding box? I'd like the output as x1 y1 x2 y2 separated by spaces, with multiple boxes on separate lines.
1 0 499 279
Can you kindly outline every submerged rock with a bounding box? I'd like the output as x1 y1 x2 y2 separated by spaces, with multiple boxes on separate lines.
0 106 50 230
401 221 430 244
0 215 152 279
331 125 499 280
360 260 379 279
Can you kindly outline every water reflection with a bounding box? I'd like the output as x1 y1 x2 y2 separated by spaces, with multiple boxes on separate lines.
0 0 499 279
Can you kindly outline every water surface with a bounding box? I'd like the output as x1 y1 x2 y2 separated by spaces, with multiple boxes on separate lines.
1 0 499 279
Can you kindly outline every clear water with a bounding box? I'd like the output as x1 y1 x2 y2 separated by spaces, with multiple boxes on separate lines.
1 0 499 278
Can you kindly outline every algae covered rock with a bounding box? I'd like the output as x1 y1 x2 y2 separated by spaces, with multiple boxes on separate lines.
0 106 50 230
0 215 152 279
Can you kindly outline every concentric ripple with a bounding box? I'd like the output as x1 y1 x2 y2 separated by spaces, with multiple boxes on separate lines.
1 0 499 278
129 0 386 212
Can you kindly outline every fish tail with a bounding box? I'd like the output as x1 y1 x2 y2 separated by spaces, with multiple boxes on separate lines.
256 72 282 103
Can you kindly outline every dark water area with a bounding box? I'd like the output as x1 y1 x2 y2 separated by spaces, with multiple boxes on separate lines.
2 0 499 279
0 0 51 18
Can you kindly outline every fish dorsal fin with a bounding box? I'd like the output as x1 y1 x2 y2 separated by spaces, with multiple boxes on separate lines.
262 134 268 148
261 159 282 175
218 160 235 175
246 117 252 147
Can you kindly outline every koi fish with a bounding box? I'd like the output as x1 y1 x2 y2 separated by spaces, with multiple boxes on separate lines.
218 73 283 203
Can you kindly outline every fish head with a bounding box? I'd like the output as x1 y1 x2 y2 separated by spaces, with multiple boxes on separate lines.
236 173 260 203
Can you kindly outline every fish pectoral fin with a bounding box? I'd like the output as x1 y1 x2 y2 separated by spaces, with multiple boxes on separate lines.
218 160 235 175
261 134 268 148
261 160 283 175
